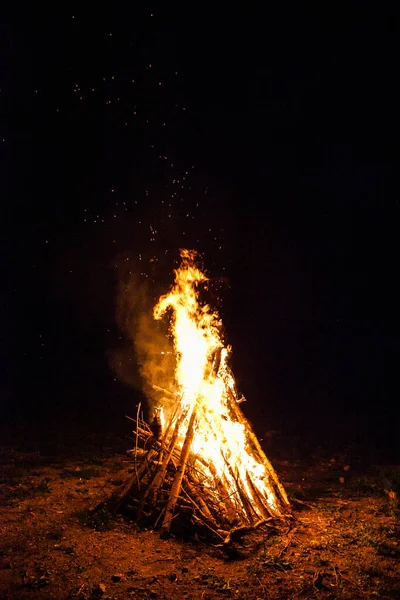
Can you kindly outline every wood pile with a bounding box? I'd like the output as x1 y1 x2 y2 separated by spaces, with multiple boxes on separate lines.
104 379 291 546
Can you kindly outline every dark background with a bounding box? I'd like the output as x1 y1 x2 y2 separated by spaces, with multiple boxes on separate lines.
1 6 398 459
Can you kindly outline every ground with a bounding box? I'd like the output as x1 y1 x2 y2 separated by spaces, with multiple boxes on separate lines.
1 432 400 599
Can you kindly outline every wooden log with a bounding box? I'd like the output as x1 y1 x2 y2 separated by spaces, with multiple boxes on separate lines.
188 445 243 524
206 461 239 523
245 471 273 520
190 511 226 541
188 407 243 521
225 387 290 512
100 380 291 543
197 404 272 522
105 448 157 514
125 416 153 438
160 407 197 537
184 473 222 520
222 456 257 525
180 485 216 527
187 399 281 520
185 476 213 520
135 409 188 520
222 518 271 547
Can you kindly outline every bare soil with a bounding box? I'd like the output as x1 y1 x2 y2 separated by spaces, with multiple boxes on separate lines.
1 440 399 599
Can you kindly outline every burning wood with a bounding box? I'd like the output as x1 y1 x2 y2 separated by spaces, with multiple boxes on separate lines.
105 250 290 544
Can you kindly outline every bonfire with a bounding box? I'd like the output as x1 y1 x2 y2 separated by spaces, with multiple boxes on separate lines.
105 250 290 545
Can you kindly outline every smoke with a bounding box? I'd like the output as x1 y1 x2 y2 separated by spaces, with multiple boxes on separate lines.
110 270 177 415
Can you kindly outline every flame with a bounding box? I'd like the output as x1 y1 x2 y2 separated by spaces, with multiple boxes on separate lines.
153 249 285 520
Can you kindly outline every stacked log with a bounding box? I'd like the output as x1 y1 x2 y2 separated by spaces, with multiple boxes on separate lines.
101 252 291 546
105 386 291 545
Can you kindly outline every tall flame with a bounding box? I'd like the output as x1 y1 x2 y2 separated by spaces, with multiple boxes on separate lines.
154 250 222 409
153 249 287 520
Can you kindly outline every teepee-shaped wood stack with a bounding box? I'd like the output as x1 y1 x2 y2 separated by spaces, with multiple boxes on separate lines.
104 251 290 545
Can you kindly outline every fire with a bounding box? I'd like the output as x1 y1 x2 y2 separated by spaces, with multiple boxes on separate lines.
153 250 289 523
154 250 221 410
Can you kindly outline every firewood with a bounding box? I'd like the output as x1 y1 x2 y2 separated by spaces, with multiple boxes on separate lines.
206 462 238 523
135 411 187 519
226 389 290 511
190 512 226 541
223 459 257 524
101 253 292 542
161 407 197 537
184 476 213 520
246 472 274 520
222 518 271 547
105 397 290 541
152 409 189 497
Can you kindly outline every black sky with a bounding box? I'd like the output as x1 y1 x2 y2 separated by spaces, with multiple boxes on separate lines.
1 6 398 457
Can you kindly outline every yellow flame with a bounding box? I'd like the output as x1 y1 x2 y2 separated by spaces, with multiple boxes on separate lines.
154 249 279 518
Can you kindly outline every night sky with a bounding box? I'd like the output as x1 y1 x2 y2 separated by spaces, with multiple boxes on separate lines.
1 6 398 458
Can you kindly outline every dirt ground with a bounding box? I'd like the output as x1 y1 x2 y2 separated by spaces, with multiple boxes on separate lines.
1 436 400 600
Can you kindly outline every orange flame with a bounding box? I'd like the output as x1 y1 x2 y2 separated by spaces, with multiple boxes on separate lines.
153 250 283 519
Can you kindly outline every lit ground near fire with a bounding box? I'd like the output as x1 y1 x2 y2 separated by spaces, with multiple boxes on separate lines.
1 435 399 600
